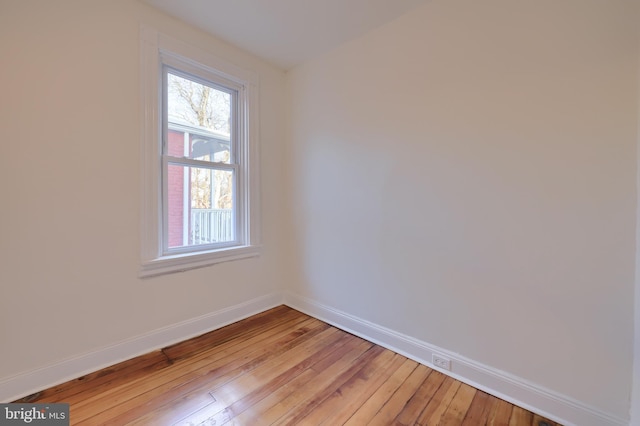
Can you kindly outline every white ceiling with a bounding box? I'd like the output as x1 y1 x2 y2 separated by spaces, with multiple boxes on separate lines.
143 0 428 70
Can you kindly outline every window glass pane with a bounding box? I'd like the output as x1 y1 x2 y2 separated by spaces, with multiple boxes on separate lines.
167 164 234 248
167 72 232 164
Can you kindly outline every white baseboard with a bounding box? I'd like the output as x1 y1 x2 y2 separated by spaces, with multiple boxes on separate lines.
283 292 628 426
0 292 284 403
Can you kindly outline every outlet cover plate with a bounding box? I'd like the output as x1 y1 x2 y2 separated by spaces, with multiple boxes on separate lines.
432 353 451 371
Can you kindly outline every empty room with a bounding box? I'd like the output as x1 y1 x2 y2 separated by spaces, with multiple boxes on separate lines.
1 1 639 425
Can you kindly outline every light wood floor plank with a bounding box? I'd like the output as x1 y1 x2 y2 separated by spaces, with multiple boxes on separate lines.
393 369 445 425
238 338 374 426
125 390 216 426
87 322 337 425
67 314 320 410
271 345 387 425
367 363 432 425
460 390 492 425
316 352 405 426
342 358 418 426
489 397 516 425
439 383 477 426
185 328 348 425
422 378 462 425
73 318 326 423
510 405 534 426
303 351 404 425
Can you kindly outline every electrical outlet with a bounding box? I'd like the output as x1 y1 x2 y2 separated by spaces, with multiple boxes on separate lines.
432 354 451 371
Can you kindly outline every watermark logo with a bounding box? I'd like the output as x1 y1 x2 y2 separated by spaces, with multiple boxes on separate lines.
1 404 69 425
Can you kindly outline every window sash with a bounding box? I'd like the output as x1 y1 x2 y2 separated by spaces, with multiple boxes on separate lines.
162 65 239 165
161 158 240 255
164 156 238 170
161 65 243 256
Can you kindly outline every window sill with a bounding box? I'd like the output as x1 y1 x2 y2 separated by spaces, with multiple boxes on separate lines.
139 245 261 278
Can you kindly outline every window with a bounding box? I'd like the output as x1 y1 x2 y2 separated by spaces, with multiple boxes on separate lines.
140 28 260 277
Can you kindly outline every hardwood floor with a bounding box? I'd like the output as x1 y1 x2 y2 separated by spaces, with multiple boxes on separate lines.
15 306 561 425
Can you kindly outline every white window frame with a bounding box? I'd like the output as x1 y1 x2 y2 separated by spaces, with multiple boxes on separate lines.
139 27 261 277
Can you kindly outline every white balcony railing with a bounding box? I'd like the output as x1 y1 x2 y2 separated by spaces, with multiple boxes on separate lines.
191 209 233 244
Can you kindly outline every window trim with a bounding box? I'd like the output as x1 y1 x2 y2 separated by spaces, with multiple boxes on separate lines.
139 26 261 278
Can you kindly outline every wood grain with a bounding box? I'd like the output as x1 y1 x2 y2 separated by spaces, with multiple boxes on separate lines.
15 306 562 425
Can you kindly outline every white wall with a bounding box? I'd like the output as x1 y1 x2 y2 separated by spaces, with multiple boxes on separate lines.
0 0 286 389
287 0 639 422
632 33 640 426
